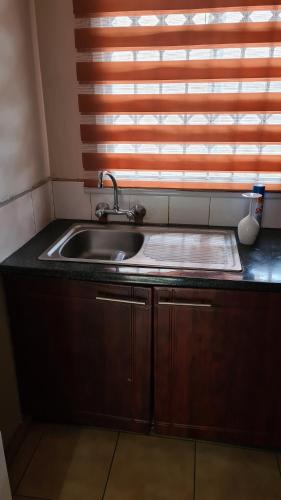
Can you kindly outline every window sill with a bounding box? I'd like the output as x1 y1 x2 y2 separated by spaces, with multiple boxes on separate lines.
84 179 281 193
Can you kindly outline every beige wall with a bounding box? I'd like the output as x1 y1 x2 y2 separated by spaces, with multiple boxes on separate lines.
35 0 83 180
0 0 49 203
0 0 51 443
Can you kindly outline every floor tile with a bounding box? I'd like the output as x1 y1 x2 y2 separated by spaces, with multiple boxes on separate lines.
16 425 117 500
196 442 281 500
14 497 48 500
104 433 195 500
8 423 44 494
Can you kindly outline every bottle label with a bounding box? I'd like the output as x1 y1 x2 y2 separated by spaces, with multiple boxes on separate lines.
253 185 265 224
255 198 264 224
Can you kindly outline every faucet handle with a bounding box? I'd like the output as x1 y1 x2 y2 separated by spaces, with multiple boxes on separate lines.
130 204 146 224
132 204 146 216
95 202 110 221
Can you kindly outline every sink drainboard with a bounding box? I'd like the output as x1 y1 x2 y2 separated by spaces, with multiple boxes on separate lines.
140 230 241 271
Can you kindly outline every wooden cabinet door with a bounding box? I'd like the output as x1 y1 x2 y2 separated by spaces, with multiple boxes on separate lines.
5 277 152 432
154 287 281 448
0 433 12 500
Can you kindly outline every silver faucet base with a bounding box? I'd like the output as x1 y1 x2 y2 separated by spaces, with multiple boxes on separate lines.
95 202 146 223
96 171 146 223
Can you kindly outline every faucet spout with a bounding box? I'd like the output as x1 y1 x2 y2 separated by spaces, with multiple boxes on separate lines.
97 171 104 189
98 171 119 211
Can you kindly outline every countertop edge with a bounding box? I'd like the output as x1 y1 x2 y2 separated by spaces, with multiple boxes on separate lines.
1 220 281 293
1 264 281 293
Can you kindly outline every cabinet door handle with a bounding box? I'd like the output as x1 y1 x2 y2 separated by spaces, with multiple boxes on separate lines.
96 296 147 306
158 301 213 308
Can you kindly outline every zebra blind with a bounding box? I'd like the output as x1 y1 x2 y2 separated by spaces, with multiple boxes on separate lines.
73 0 281 190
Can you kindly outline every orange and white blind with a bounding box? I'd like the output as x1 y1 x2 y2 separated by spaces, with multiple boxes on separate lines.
73 0 281 190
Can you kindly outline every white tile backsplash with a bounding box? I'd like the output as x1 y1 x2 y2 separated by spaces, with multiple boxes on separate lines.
209 196 249 227
91 190 169 224
262 198 281 228
32 182 54 232
0 193 36 262
47 181 281 230
53 181 91 220
129 194 168 224
169 195 210 225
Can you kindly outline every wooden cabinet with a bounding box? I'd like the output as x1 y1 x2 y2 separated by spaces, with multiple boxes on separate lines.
154 287 281 447
4 276 281 447
5 276 152 432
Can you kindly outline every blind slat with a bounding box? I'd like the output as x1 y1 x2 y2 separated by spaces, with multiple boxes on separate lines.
75 23 281 51
77 59 281 83
78 93 281 113
81 124 281 143
84 179 281 191
82 153 281 172
74 0 281 16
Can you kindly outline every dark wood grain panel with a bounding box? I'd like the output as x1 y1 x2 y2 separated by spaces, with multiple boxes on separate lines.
154 287 281 448
5 277 152 433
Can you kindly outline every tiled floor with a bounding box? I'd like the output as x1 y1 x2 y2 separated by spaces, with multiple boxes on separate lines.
9 423 281 500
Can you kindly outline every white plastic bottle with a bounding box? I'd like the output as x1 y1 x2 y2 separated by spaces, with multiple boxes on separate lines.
238 192 262 245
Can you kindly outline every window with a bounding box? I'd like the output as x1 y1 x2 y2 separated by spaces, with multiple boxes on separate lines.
73 0 281 190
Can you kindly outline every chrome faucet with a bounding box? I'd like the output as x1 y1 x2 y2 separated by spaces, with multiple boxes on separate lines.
98 171 120 211
95 171 146 223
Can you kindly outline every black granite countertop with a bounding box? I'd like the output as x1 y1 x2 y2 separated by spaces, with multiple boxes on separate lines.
1 220 281 292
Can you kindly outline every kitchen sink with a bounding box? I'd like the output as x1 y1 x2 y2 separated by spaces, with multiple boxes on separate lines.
61 229 144 261
39 224 242 271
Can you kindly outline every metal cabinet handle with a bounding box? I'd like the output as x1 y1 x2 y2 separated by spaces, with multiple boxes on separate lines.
96 296 147 306
158 301 213 308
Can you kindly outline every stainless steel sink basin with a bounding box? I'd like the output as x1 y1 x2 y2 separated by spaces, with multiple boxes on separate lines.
61 229 144 261
39 224 242 271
